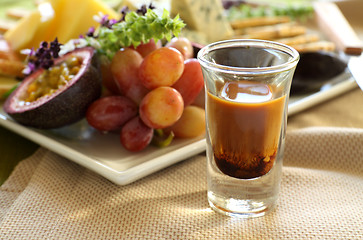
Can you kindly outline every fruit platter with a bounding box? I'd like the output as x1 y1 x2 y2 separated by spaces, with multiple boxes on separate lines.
0 0 362 184
0 0 210 185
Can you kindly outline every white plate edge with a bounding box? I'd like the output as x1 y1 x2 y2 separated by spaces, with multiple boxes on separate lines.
0 111 207 185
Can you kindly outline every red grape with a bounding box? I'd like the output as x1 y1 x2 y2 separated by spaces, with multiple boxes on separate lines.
139 86 184 129
100 61 119 94
172 58 204 106
90 36 204 151
138 47 184 89
121 116 154 152
132 39 161 57
110 48 149 104
86 96 138 132
165 37 194 59
168 105 206 138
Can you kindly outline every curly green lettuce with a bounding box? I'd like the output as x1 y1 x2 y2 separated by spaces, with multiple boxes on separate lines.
89 9 185 59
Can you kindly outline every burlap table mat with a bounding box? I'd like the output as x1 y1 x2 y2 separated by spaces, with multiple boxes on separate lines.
1 126 362 239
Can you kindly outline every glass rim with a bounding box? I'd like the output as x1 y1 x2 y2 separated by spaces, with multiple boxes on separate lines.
197 39 300 75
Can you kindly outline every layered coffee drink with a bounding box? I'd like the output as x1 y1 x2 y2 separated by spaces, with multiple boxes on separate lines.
199 39 298 217
206 80 285 179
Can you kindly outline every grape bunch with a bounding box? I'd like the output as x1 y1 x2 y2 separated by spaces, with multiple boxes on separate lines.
86 37 205 152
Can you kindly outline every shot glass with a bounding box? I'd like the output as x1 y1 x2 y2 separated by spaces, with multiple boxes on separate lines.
197 39 299 218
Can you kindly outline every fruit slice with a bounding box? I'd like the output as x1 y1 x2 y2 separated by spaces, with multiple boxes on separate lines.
48 0 119 44
4 9 42 52
4 0 120 52
3 47 102 129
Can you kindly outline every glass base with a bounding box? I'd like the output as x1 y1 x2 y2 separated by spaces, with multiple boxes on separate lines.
208 191 277 218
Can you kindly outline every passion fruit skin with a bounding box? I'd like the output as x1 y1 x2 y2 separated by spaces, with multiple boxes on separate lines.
3 47 102 129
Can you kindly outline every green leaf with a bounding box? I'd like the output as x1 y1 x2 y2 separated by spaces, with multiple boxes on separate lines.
1 83 20 100
151 129 175 148
90 8 186 59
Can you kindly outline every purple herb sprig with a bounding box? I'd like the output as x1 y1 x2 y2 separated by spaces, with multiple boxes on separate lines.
22 38 62 75
86 4 156 38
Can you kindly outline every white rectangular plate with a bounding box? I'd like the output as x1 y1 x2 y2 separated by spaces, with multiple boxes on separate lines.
0 0 361 185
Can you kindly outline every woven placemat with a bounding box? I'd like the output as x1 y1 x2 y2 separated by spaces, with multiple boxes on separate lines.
1 127 362 239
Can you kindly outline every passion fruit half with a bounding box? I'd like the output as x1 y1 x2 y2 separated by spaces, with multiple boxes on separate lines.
3 47 102 129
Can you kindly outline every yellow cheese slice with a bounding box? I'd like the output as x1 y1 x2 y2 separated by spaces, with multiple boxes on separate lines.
75 0 121 38
4 10 42 51
5 0 120 52
29 2 57 49
48 0 119 44
89 0 120 20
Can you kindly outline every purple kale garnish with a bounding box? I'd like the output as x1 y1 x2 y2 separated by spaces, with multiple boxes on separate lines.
23 38 62 75
137 3 155 15
120 6 129 21
86 26 96 37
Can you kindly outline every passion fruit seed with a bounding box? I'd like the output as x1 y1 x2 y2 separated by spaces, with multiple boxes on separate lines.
24 56 82 103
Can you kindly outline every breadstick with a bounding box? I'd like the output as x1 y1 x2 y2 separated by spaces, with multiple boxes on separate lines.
289 41 336 52
276 34 320 45
0 19 16 34
0 38 19 61
0 59 25 78
230 16 291 29
233 22 294 36
233 23 307 40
